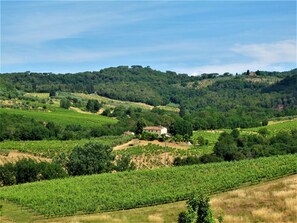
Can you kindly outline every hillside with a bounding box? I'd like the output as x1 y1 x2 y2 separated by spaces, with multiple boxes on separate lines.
1 67 296 131
3 174 292 223
0 155 296 217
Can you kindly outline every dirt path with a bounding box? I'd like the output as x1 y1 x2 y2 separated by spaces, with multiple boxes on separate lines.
0 151 51 165
70 106 103 115
113 139 190 151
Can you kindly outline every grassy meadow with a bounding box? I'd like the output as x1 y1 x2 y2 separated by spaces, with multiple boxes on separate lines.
0 107 117 128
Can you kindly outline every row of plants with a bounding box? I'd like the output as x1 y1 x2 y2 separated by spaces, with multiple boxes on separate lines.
0 135 134 158
1 154 296 216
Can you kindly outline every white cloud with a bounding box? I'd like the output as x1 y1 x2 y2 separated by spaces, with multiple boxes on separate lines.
231 40 296 64
175 62 283 76
174 40 296 75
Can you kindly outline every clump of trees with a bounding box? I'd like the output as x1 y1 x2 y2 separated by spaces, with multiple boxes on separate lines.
0 159 67 186
55 142 135 176
174 129 297 167
0 142 136 186
213 129 297 161
0 113 92 141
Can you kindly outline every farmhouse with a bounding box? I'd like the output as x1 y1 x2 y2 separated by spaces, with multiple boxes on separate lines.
123 131 135 136
143 126 167 136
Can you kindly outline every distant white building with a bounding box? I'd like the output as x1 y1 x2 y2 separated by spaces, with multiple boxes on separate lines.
143 126 167 136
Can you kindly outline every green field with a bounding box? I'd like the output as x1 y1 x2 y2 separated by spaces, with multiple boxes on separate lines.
241 118 297 135
0 107 117 128
0 135 133 158
1 154 296 217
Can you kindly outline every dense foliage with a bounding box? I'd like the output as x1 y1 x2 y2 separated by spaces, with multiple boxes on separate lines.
0 155 296 216
65 142 115 176
0 159 67 186
174 129 297 166
178 194 218 223
213 129 297 161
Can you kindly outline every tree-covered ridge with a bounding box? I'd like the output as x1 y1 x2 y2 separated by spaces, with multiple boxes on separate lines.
1 66 296 129
1 66 296 106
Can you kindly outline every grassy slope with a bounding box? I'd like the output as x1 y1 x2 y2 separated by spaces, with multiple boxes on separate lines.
0 107 117 128
242 118 297 134
0 155 296 217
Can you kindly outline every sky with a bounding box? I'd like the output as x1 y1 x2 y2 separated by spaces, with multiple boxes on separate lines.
1 0 296 75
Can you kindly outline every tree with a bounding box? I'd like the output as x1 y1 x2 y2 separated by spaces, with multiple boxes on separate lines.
214 132 238 161
135 119 145 135
60 98 70 109
49 89 56 97
170 119 193 137
66 142 115 176
178 193 218 223
86 99 101 113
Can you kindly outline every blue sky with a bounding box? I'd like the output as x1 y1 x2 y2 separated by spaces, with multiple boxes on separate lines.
1 0 296 75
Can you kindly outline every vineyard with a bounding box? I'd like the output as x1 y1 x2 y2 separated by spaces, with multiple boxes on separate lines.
0 135 133 158
0 154 296 217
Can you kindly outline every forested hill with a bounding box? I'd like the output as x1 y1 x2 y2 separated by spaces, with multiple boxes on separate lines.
1 66 297 122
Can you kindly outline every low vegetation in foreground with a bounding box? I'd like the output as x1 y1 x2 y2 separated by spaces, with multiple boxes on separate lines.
0 154 296 217
6 174 293 223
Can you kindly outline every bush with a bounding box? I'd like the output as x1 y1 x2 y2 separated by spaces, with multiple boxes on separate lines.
60 98 71 109
114 155 136 172
178 193 218 223
66 142 115 176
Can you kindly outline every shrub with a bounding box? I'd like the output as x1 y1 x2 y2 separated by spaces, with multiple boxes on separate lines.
66 142 115 176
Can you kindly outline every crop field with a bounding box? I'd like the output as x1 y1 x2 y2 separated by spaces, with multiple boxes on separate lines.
0 135 133 158
0 107 117 128
0 154 296 217
3 174 291 223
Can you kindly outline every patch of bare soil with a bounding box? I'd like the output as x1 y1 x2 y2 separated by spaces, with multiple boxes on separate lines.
0 151 51 165
113 139 190 151
131 153 175 169
70 106 103 115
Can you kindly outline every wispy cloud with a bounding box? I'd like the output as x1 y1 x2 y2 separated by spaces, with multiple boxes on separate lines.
174 40 296 75
232 40 296 64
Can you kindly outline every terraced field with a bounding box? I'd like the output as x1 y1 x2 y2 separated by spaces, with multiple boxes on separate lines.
0 154 296 217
